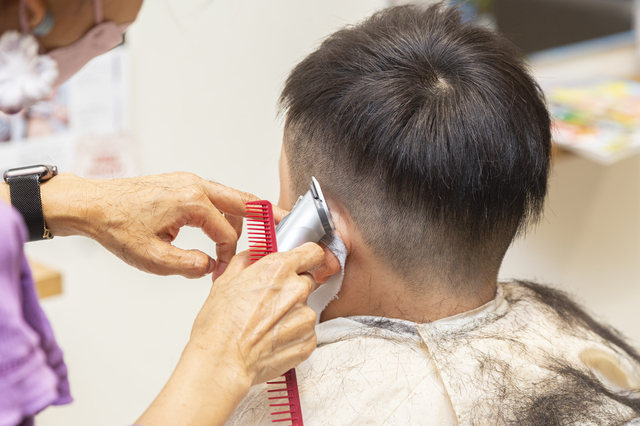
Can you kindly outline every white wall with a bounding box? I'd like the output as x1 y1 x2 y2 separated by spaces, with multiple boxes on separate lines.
26 1 640 425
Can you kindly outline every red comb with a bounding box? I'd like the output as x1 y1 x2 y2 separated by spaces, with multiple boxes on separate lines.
246 201 278 262
245 200 304 426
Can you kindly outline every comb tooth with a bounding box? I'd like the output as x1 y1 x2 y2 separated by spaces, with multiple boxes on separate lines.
268 396 291 400
271 410 294 415
269 403 294 407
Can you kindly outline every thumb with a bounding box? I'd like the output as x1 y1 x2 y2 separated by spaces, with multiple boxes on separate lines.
150 242 214 278
213 250 252 282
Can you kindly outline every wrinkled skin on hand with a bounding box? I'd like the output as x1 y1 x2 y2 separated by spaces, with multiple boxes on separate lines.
136 243 325 426
37 171 287 279
189 243 324 385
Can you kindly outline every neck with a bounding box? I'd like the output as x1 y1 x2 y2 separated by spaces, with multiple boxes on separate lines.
319 239 499 324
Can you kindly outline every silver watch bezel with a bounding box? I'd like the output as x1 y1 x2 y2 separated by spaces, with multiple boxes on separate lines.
3 164 58 183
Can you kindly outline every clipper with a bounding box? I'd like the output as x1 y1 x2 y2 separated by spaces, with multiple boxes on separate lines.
276 177 335 251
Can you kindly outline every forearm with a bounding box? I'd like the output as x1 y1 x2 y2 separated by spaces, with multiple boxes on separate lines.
4 170 264 277
40 172 102 238
136 342 252 426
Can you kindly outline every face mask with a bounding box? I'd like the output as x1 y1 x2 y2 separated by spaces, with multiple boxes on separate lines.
0 0 131 114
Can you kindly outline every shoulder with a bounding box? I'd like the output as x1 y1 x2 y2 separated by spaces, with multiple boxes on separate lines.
227 316 457 426
503 281 640 361
417 281 640 426
299 317 453 425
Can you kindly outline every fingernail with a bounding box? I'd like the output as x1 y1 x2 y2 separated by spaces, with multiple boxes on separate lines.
208 258 216 274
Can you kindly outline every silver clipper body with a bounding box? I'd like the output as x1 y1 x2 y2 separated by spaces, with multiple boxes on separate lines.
276 177 335 252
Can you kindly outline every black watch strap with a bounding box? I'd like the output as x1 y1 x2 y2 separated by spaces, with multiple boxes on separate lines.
7 174 50 241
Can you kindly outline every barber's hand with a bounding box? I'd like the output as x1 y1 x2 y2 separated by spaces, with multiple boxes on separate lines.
136 243 324 426
39 172 287 278
190 242 324 384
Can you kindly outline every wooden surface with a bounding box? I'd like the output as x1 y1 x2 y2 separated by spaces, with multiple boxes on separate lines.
29 259 63 299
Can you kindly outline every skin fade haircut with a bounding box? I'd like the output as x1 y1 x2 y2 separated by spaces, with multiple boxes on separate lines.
280 4 551 287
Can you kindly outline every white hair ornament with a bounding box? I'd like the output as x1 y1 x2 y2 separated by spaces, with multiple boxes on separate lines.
0 31 58 114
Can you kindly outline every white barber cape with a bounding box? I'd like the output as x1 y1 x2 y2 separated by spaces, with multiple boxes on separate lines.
226 282 640 425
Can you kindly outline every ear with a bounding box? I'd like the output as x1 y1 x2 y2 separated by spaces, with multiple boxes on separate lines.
23 0 47 30
311 243 342 284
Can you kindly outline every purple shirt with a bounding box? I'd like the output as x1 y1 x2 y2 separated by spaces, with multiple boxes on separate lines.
0 200 71 426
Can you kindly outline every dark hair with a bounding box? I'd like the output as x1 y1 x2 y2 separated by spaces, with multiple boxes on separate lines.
280 3 551 286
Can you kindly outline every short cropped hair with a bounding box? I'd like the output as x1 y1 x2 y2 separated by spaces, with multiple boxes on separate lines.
280 4 551 285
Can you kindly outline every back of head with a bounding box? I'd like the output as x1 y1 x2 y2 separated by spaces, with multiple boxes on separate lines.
280 3 551 287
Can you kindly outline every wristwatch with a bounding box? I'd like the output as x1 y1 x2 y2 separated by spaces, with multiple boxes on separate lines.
3 164 58 241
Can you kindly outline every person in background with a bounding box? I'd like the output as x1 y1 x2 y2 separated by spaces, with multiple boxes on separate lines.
0 0 325 425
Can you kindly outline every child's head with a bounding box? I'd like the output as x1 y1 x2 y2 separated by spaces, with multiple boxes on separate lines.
279 4 551 289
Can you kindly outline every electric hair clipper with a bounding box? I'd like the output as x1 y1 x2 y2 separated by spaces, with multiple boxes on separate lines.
276 177 335 252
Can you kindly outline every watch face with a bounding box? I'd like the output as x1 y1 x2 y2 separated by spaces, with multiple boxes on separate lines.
3 164 58 182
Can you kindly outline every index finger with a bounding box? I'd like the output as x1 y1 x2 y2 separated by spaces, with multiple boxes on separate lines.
202 181 259 217
202 180 288 222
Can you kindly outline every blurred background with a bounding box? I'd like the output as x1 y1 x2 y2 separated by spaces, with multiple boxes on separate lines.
4 0 638 424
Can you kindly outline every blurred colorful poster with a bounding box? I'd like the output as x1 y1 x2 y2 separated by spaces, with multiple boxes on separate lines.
0 45 139 178
547 78 640 164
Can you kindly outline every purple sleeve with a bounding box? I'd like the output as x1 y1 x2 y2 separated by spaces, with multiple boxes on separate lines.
0 200 72 426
